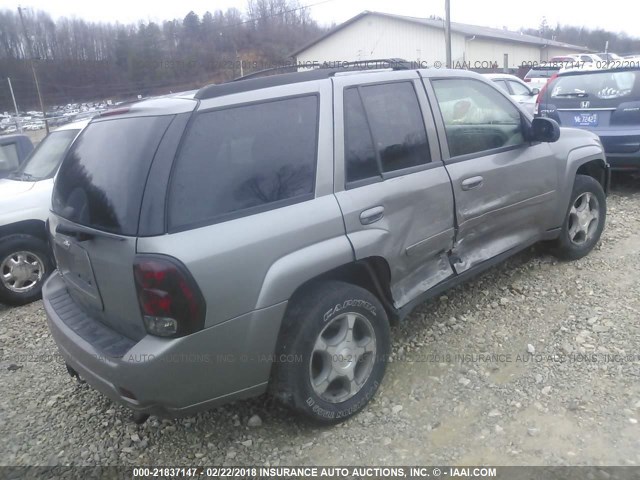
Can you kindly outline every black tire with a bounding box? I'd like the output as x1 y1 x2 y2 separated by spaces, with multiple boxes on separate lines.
549 174 606 261
0 234 54 306
270 281 390 425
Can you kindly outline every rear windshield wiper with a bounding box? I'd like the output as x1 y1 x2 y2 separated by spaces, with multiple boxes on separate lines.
554 92 589 98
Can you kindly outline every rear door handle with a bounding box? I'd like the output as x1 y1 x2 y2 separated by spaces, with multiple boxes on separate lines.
461 176 484 191
360 206 384 225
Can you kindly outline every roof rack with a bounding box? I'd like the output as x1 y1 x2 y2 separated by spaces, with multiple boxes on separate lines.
194 58 413 100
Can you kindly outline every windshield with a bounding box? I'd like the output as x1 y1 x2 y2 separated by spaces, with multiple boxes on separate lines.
551 70 639 99
11 129 80 181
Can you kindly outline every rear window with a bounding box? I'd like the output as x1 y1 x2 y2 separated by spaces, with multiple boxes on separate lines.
53 116 173 235
525 67 559 79
168 95 318 230
551 70 639 100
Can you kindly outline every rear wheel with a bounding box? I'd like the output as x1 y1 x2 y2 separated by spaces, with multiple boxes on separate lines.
0 234 54 306
270 281 390 424
549 174 606 260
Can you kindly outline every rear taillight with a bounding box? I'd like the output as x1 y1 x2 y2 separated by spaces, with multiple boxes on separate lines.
534 73 558 116
133 256 206 338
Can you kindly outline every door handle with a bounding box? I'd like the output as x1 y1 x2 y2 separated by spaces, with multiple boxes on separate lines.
461 176 484 191
360 206 385 225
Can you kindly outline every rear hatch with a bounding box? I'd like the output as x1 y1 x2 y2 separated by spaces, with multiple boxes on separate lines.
538 68 640 154
524 66 560 87
49 112 178 341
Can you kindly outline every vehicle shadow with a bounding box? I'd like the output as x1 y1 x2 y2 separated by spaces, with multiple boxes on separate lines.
609 171 640 195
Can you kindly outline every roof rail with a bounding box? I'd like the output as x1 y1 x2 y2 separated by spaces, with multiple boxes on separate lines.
194 58 414 100
232 58 411 82
231 65 300 81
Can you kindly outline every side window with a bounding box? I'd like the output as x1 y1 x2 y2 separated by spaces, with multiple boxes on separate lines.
493 80 509 92
0 143 19 172
360 83 431 173
344 89 378 183
508 80 531 96
169 95 318 229
343 82 431 184
432 78 525 158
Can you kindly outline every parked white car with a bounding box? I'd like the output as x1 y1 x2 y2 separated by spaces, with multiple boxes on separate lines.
567 53 604 63
0 119 89 305
483 73 539 115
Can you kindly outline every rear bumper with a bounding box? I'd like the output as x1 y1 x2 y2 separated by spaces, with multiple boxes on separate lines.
43 272 287 417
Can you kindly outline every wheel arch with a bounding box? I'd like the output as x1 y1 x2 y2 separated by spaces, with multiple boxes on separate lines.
576 159 609 194
285 256 397 324
0 219 49 243
554 149 609 227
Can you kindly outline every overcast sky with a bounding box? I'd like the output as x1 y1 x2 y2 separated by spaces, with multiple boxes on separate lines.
3 0 638 37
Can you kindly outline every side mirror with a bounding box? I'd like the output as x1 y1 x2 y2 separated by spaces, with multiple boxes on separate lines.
531 87 540 95
530 117 561 143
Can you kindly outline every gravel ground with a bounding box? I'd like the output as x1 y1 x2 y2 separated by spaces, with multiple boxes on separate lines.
1 175 639 467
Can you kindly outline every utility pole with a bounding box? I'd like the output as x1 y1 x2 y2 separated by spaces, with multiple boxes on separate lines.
445 0 452 68
7 78 22 133
236 49 244 77
18 6 49 134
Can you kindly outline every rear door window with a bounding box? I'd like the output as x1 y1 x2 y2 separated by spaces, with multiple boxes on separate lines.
360 82 431 173
344 82 431 185
52 116 173 235
168 95 318 230
344 89 378 183
492 80 509 92
508 80 531 96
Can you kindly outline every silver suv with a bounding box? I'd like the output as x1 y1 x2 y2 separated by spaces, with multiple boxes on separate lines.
44 67 609 424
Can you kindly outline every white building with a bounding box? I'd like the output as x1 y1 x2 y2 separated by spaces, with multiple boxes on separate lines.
293 11 589 70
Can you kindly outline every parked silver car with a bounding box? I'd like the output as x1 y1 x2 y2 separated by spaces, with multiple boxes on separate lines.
483 73 539 115
43 67 609 425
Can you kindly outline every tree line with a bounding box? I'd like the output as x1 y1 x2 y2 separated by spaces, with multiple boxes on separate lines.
0 0 325 111
1 5 639 112
527 18 640 55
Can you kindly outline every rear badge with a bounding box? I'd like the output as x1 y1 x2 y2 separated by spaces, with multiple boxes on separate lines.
580 101 590 109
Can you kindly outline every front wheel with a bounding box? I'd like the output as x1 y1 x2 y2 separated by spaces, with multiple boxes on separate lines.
0 234 54 306
270 281 390 424
549 174 606 261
